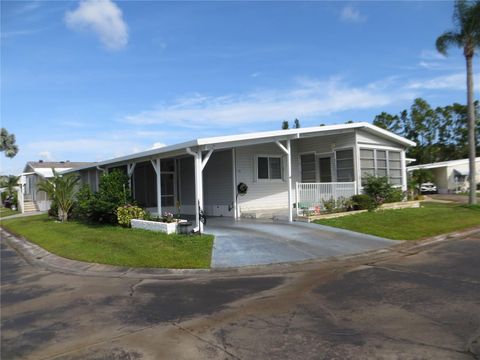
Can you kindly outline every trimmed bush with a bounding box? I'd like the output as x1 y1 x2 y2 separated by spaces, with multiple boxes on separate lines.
351 194 376 211
117 204 145 227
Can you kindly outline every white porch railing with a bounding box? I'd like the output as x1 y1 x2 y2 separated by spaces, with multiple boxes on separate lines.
295 182 357 216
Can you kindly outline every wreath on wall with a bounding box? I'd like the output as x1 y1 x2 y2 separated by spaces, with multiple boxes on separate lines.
237 182 248 195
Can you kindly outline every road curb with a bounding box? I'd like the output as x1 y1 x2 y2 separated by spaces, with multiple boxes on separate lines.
2 226 479 280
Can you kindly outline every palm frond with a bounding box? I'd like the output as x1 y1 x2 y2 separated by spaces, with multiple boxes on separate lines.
436 31 463 55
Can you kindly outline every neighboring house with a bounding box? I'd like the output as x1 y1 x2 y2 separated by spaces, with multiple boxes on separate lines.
407 157 480 194
19 161 94 213
63 122 415 232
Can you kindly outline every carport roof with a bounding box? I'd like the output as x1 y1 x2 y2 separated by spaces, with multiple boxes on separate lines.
62 122 416 174
407 157 480 171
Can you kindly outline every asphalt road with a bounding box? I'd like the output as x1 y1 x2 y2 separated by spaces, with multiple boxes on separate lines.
1 231 480 359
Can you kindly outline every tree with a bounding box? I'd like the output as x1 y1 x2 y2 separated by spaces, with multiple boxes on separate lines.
0 128 19 158
0 175 19 196
373 112 400 132
281 120 289 130
37 169 79 222
293 118 301 128
436 0 480 204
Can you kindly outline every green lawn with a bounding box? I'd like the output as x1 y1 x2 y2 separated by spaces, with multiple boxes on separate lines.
1 214 214 269
0 207 18 218
315 202 480 240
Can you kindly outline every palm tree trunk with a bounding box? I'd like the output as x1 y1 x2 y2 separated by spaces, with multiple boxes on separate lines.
466 55 477 205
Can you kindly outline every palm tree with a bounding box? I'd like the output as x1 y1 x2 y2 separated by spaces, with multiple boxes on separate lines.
37 169 79 222
1 175 20 195
436 0 480 205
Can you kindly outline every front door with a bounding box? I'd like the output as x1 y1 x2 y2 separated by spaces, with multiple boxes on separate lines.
318 157 332 182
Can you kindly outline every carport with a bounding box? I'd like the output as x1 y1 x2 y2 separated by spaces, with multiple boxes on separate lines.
206 217 395 268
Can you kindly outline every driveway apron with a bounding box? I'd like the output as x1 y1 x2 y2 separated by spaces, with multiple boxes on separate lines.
206 217 395 268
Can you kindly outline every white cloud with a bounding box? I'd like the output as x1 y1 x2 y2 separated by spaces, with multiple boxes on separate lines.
419 49 446 60
27 138 143 161
151 142 166 149
65 0 128 50
407 72 480 91
38 151 54 161
340 5 366 23
123 77 411 127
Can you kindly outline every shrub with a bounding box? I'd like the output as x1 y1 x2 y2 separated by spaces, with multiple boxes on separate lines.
322 198 337 213
72 170 132 224
117 204 145 227
321 197 353 214
351 194 376 211
385 187 405 203
72 184 94 221
363 176 403 203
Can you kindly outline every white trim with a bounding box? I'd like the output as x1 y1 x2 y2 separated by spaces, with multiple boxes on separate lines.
356 143 405 152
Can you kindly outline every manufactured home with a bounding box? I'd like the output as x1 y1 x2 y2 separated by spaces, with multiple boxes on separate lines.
18 161 94 213
63 123 415 232
407 157 480 194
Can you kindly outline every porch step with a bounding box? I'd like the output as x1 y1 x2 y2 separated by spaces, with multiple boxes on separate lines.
23 201 39 212
241 209 290 221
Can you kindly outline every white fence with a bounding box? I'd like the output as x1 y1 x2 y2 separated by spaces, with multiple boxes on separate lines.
296 182 357 216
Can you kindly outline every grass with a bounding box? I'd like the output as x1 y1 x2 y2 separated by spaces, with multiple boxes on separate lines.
1 214 214 269
315 202 480 240
0 207 18 218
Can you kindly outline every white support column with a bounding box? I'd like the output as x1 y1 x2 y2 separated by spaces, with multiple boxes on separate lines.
186 148 201 232
127 163 136 191
232 148 238 219
276 139 293 222
150 159 161 216
286 139 293 222
401 150 407 192
186 148 213 232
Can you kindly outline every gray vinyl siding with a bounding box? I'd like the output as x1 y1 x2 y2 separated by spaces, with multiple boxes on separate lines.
235 142 298 211
297 132 356 154
356 129 399 148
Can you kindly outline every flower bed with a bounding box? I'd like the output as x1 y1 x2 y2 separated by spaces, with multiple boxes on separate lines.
298 201 421 222
131 219 187 234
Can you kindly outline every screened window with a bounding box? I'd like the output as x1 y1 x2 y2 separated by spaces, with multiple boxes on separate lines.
300 154 316 182
257 156 282 180
336 149 354 182
360 148 403 185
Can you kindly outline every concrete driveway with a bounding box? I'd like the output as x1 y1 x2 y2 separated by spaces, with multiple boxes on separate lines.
206 217 395 268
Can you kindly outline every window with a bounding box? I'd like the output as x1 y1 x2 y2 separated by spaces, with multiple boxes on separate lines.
160 158 176 206
388 151 402 185
360 148 403 185
300 154 316 182
257 156 282 180
336 149 354 182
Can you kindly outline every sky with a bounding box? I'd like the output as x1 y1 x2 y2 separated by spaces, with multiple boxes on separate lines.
1 0 478 175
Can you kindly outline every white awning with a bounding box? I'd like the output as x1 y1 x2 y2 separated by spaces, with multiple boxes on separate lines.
454 169 469 176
